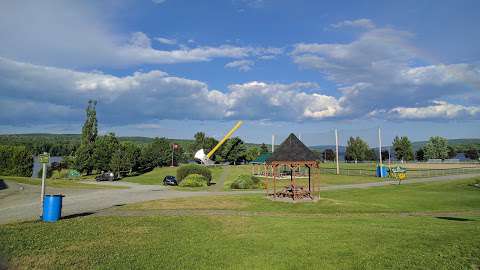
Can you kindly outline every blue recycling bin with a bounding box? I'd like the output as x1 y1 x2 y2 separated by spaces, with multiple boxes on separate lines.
42 194 64 222
376 165 388 178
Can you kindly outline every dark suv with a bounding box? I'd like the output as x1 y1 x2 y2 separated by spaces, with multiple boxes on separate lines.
95 172 116 181
163 175 178 186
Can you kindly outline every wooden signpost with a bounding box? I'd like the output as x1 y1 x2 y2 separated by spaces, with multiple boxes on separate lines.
39 152 49 204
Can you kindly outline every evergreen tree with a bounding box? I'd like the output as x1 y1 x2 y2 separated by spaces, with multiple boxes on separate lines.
392 136 414 162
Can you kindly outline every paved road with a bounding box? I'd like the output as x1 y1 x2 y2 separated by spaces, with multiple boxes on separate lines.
0 173 478 225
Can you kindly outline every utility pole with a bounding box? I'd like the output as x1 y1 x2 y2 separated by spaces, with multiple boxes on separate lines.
335 129 340 175
378 127 383 176
272 134 275 153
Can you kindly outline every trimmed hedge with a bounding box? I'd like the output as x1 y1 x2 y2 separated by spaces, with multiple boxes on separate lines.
179 174 208 187
0 145 33 177
230 174 261 189
176 164 212 184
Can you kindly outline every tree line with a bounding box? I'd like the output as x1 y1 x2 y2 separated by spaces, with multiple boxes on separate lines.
71 101 269 176
319 136 479 163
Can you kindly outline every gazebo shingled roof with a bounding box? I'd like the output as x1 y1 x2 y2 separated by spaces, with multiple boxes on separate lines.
266 133 317 163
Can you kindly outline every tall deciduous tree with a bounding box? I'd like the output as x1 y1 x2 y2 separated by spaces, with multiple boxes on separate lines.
74 100 98 174
415 148 425 161
424 136 449 160
218 137 247 164
392 136 414 162
140 137 171 169
345 137 370 163
92 133 119 172
465 148 479 160
245 147 261 162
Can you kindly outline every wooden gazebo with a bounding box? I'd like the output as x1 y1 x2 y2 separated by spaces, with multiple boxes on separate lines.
264 133 319 201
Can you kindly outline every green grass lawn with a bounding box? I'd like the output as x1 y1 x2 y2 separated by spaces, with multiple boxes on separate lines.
0 176 126 189
122 165 380 191
1 177 479 269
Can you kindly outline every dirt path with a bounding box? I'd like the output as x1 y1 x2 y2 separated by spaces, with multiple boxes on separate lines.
1 173 478 225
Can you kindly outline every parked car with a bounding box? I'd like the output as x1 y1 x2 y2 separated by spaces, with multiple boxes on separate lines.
95 172 116 181
163 175 178 186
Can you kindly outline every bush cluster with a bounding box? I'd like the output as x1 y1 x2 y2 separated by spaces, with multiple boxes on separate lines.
179 174 208 187
230 174 261 189
176 164 212 184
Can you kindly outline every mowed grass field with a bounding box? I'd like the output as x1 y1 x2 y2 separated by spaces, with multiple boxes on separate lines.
1 177 479 269
122 165 381 190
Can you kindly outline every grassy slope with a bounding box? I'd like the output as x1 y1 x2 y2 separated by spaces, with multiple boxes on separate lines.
1 178 479 269
1 176 126 189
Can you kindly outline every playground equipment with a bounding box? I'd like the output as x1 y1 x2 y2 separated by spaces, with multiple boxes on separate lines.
389 166 407 181
194 121 243 165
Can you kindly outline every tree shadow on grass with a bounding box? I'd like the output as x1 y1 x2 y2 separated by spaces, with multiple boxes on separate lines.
436 216 474 222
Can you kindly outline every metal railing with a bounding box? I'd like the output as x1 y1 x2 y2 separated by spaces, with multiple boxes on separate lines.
321 167 480 178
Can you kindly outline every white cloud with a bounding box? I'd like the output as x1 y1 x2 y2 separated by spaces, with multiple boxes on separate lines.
226 81 342 120
291 21 480 120
155 37 177 45
0 58 342 125
331 19 376 29
387 101 480 120
225 60 254 71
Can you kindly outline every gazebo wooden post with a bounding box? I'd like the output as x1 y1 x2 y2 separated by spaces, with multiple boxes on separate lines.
306 164 311 195
272 165 276 199
264 164 268 196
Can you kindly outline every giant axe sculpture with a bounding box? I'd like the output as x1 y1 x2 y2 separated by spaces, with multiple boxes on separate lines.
194 121 243 165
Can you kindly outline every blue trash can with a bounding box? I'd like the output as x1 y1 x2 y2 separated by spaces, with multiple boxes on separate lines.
42 194 64 222
376 165 388 178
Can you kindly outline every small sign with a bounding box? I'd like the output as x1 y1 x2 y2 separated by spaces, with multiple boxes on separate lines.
67 169 81 178
39 153 50 164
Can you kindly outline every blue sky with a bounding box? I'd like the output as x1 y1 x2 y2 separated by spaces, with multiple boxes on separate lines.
0 0 479 146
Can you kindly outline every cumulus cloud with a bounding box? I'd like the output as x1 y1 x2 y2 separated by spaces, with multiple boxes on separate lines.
291 21 480 120
330 19 375 29
387 101 480 120
225 60 254 71
0 57 342 125
155 37 177 45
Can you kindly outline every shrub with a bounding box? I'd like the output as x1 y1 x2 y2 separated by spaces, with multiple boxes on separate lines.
51 169 69 179
179 174 208 187
176 164 212 184
230 174 261 189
